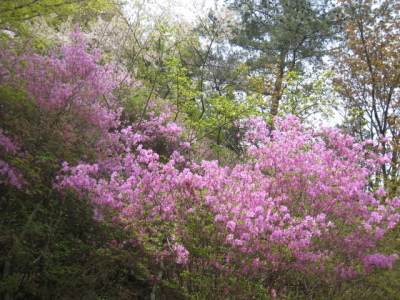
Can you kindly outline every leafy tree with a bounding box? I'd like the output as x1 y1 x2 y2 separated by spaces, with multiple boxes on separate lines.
278 70 339 124
331 0 400 194
329 1 400 297
81 2 259 160
180 7 265 158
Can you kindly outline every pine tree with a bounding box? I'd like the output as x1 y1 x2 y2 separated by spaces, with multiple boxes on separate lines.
229 0 342 116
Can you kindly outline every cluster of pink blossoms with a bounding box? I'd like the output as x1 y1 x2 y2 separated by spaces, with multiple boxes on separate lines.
0 29 126 163
58 114 400 288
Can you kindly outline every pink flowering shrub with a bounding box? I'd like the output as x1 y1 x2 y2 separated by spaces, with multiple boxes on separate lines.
0 29 125 164
58 114 400 298
0 28 186 187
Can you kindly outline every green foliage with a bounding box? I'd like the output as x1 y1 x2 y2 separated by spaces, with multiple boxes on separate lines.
0 0 112 31
163 57 200 120
0 186 143 299
279 70 339 124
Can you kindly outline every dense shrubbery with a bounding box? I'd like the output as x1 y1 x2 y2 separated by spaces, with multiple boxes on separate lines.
1 31 399 299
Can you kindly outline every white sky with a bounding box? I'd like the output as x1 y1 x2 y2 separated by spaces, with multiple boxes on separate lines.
123 0 217 24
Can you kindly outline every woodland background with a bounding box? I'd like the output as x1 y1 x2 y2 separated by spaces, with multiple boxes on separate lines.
0 0 400 299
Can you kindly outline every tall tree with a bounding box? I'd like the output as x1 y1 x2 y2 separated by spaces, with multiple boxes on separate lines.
228 0 341 117
330 1 400 298
331 0 400 194
186 8 261 157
